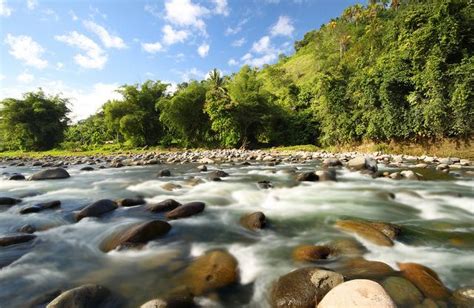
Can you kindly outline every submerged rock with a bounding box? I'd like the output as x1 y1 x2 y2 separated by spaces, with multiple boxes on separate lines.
271 267 343 307
115 197 145 207
338 258 395 279
317 279 396 308
80 166 94 171
158 169 171 177
146 199 182 213
18 224 36 234
9 174 25 180
29 168 70 180
328 238 367 257
239 212 266 230
209 170 229 178
398 262 451 300
335 220 394 246
452 287 474 308
100 220 171 252
166 202 205 220
161 183 182 191
75 199 118 221
182 250 238 296
292 245 331 262
257 180 273 189
0 234 36 246
20 200 61 214
382 276 423 306
296 172 319 182
316 170 336 181
46 284 111 308
0 197 21 206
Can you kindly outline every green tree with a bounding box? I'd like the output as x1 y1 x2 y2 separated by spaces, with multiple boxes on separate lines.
0 90 70 151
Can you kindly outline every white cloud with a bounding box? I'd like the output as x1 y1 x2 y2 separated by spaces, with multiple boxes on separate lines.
0 74 5 81
55 31 107 70
41 8 59 21
4 34 48 69
243 53 278 67
232 37 246 47
271 16 294 37
225 18 249 36
197 42 209 58
56 62 64 70
144 4 160 17
164 0 208 32
27 0 38 10
177 67 206 81
212 0 229 16
228 58 238 66
141 41 163 54
69 10 78 21
164 81 178 94
17 72 35 83
83 20 127 49
251 36 272 54
0 0 12 16
162 24 189 45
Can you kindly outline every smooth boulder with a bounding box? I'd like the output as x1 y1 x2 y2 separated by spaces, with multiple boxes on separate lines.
452 287 474 308
166 202 205 220
182 250 238 296
271 267 343 307
348 157 378 172
29 168 70 181
157 169 171 177
0 197 21 206
398 262 450 300
100 220 171 252
338 258 395 279
335 220 394 246
292 245 331 262
20 200 61 214
46 284 111 308
240 212 266 230
146 199 182 213
317 279 396 308
296 172 319 182
382 276 423 306
75 199 118 221
0 234 36 246
115 197 145 207
9 174 25 180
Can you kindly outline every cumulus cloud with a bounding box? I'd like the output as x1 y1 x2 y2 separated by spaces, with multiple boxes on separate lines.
4 34 48 69
177 67 206 82
251 36 272 54
232 37 246 47
162 24 189 45
197 42 210 58
225 17 249 36
17 72 35 83
83 20 127 49
241 35 286 67
164 0 208 32
228 58 238 66
26 0 38 10
270 16 294 37
55 31 107 70
212 0 229 16
141 41 163 54
0 0 12 16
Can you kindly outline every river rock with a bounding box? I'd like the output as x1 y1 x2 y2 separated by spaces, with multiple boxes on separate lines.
398 262 450 300
115 197 145 207
75 199 118 221
29 168 70 180
271 267 344 307
0 197 21 206
209 170 229 178
19 224 36 234
20 200 61 214
257 180 273 189
197 165 207 172
317 279 396 308
322 158 342 167
9 174 25 180
80 166 94 171
0 234 36 246
158 169 171 177
239 212 266 230
27 290 62 308
46 284 111 308
161 183 182 191
348 156 378 172
368 221 401 240
382 276 423 306
329 238 367 257
166 202 205 220
146 199 182 212
140 286 195 308
401 170 421 180
296 171 319 182
452 287 474 308
339 258 395 279
100 220 171 252
292 245 331 262
182 250 238 296
335 220 394 246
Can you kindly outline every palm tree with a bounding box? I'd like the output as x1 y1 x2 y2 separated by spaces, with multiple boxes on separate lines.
208 68 224 90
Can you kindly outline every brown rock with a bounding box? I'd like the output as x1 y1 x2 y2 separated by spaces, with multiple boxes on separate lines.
335 220 394 246
166 202 205 220
100 220 171 252
46 284 110 308
75 199 117 221
0 234 36 246
339 257 395 279
115 197 145 207
398 262 450 300
239 212 266 230
292 245 331 262
146 199 182 213
328 238 367 257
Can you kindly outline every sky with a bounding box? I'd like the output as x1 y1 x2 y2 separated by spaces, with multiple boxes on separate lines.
0 0 362 121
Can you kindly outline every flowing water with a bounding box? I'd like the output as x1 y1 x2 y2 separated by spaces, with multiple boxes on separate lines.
0 160 473 307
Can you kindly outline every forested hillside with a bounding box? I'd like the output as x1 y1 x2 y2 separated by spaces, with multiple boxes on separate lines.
1 0 472 151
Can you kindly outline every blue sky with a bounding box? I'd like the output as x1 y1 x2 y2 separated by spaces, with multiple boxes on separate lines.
1 0 362 120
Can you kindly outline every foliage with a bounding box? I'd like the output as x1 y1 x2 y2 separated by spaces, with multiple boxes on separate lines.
0 90 70 151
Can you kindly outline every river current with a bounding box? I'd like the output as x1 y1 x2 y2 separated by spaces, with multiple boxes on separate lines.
1 159 473 307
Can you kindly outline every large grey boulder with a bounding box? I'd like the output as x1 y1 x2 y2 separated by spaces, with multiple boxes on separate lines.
29 168 70 180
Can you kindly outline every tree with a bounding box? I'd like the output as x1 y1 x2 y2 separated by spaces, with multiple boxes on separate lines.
0 90 70 151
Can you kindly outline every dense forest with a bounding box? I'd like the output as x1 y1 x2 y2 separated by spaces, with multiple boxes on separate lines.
1 0 472 151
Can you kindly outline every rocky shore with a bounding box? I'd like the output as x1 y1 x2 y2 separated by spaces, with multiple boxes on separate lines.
1 149 473 307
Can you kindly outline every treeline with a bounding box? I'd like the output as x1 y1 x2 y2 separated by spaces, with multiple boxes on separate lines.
0 0 472 151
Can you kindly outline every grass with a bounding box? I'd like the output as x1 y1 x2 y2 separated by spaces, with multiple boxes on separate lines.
1 140 472 160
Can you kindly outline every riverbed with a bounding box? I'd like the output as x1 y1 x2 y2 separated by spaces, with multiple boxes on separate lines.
1 155 473 307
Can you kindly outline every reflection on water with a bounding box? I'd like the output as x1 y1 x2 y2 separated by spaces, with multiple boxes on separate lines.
0 161 473 307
